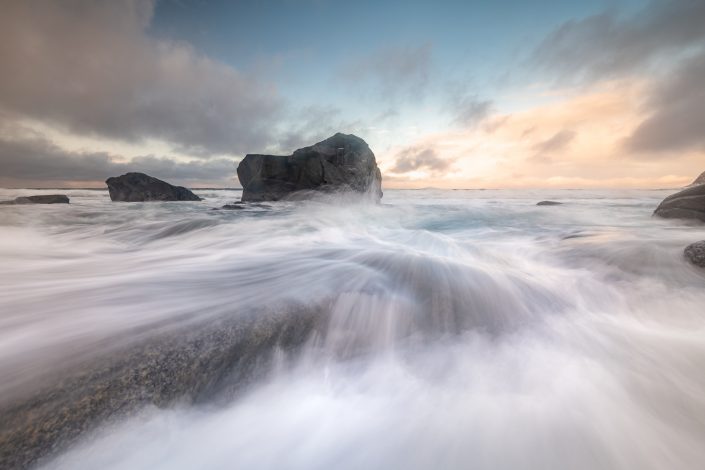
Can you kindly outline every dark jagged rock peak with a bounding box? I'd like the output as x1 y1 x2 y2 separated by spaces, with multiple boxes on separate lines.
536 200 562 206
237 133 383 202
105 172 202 202
0 195 69 205
654 178 705 222
684 241 705 268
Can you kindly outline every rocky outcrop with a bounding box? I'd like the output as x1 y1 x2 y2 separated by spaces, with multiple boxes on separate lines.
237 133 382 202
105 172 201 202
654 182 705 222
0 195 69 205
684 241 705 268
537 201 562 206
689 171 705 186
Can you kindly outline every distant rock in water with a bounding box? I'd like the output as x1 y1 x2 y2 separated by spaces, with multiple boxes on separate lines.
654 182 705 222
237 133 383 202
684 241 705 268
105 172 202 202
0 195 69 205
536 201 562 206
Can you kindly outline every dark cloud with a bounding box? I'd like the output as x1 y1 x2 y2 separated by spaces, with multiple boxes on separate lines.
391 147 451 174
533 0 705 82
533 129 577 154
0 0 282 156
339 44 432 103
625 50 705 154
0 132 236 188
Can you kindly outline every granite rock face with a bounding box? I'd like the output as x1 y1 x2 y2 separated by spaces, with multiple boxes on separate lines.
653 182 705 222
105 172 201 202
684 241 705 268
0 195 69 205
237 133 382 202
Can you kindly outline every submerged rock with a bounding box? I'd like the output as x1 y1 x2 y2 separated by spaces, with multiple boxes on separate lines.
654 183 705 222
0 195 69 205
536 200 562 206
237 133 383 202
684 241 705 268
105 172 202 202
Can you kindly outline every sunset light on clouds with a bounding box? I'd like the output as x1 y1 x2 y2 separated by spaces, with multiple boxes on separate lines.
1 0 703 188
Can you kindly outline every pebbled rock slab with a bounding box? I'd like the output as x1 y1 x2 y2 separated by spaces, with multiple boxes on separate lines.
0 195 69 205
654 183 705 222
684 241 705 268
537 200 562 206
105 172 202 202
237 133 382 202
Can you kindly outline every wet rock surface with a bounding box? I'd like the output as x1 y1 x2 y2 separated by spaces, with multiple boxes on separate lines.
537 201 562 206
654 180 705 222
684 241 705 267
0 307 325 469
237 133 382 202
105 172 202 202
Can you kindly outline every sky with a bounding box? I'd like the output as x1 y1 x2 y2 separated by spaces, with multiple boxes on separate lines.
0 0 704 189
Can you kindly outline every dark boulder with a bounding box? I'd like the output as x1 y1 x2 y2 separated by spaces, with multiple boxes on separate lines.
105 172 201 202
654 183 705 222
684 241 705 268
0 195 69 205
237 133 382 202
537 200 562 206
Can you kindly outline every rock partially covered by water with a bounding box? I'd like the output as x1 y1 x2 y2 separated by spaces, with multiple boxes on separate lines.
537 200 562 206
684 241 705 267
237 133 383 202
105 172 202 202
654 182 705 222
0 194 69 205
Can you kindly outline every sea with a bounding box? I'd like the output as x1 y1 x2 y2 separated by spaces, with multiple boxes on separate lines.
1 188 704 470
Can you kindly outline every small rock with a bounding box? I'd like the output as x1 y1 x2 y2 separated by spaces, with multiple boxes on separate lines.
654 183 705 222
537 201 562 206
684 241 705 268
0 194 69 205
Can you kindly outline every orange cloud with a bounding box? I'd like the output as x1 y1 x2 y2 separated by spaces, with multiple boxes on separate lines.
380 80 704 189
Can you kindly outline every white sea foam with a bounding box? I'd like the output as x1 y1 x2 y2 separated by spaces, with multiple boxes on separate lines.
1 188 705 469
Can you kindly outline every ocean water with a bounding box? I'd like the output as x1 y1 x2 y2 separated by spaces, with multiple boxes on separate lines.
1 188 705 469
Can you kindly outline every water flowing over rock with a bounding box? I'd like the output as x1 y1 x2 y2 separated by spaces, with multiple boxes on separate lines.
653 181 705 222
237 133 383 202
105 172 202 202
0 195 69 205
684 241 705 267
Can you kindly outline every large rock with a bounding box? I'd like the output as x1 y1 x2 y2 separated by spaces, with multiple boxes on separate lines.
654 182 705 222
0 195 69 205
684 241 705 268
237 133 383 202
105 172 201 202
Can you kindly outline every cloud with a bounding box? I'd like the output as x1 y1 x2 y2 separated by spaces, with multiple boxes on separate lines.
532 129 577 154
451 96 494 128
0 0 282 156
533 0 705 82
625 50 705 154
339 44 432 103
391 147 451 174
0 131 236 188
